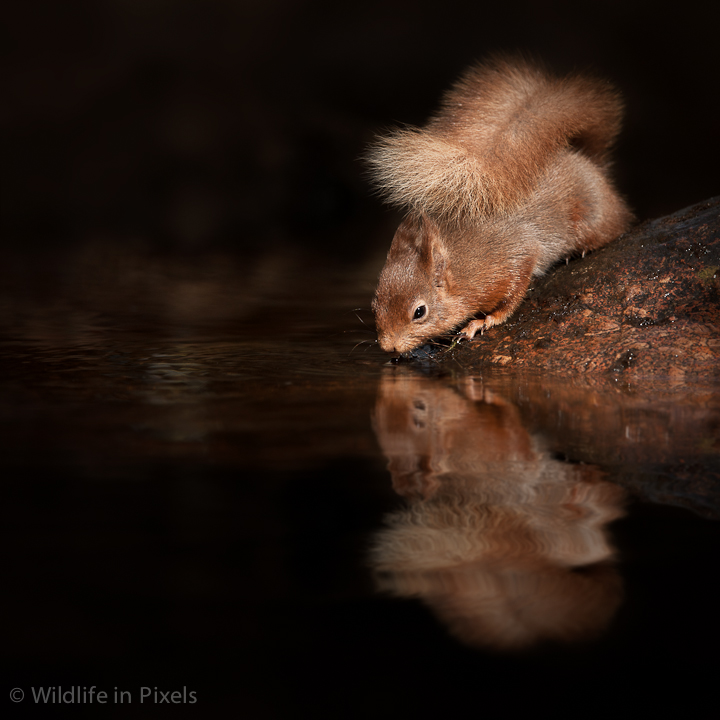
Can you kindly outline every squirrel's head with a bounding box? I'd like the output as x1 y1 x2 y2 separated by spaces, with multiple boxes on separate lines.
372 214 465 354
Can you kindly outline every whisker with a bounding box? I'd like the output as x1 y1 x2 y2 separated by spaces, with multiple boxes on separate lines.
349 338 377 355
345 307 374 327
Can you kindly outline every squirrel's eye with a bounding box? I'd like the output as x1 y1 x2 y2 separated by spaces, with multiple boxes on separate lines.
413 305 427 320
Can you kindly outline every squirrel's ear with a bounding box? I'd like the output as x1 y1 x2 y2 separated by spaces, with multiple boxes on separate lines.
418 215 451 288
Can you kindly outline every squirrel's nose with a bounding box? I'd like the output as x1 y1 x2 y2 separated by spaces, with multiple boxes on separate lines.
378 334 396 353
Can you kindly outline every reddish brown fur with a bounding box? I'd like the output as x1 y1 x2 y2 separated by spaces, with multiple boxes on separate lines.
369 373 626 648
367 57 633 353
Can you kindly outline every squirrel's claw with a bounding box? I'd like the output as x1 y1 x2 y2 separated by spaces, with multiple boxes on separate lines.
459 315 496 340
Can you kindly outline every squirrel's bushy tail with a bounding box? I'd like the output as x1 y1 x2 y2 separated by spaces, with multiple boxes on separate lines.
365 57 624 221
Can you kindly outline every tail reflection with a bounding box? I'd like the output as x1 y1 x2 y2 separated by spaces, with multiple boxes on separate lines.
369 371 625 650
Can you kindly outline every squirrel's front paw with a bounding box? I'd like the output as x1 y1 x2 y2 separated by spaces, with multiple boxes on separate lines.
458 315 496 340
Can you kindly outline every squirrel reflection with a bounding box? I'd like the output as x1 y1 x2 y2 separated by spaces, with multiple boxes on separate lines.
369 371 625 650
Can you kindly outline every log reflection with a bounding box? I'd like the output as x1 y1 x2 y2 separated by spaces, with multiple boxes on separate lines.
369 370 625 650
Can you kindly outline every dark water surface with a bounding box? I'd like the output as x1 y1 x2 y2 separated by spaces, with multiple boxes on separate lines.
3 244 719 718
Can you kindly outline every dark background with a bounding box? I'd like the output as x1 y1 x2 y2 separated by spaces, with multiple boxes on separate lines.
3 0 719 257
3 5 720 718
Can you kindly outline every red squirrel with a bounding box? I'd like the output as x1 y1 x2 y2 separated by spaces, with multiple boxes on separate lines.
366 57 633 354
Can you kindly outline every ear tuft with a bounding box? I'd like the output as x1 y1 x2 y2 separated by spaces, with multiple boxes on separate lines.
416 216 450 288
